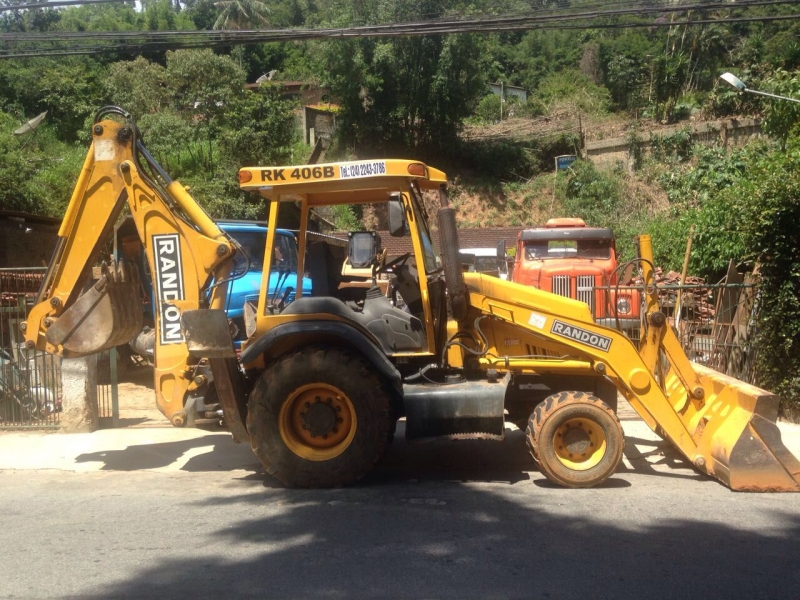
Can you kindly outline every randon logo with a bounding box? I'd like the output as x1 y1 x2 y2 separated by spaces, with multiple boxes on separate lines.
550 320 612 352
152 234 185 345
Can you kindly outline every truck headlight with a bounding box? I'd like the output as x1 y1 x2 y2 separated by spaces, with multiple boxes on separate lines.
616 297 632 315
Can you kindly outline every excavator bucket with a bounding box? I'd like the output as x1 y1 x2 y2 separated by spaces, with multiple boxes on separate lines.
46 261 143 357
664 364 800 492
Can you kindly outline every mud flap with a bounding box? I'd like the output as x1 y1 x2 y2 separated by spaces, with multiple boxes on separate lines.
182 308 237 359
46 261 143 357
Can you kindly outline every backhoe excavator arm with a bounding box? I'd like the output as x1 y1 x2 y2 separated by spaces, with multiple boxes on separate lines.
23 107 236 426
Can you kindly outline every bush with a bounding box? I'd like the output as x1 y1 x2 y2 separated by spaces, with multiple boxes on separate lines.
663 135 800 413
474 94 501 123
24 144 86 217
732 138 800 412
536 69 611 115
0 112 38 212
650 128 693 163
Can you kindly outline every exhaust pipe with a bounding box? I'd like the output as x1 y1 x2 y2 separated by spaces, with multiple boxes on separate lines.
437 186 469 322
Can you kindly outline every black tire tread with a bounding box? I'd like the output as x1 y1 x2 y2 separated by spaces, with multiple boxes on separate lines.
525 391 623 488
247 345 394 488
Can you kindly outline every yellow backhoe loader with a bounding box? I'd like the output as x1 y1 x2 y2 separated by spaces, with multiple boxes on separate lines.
23 107 800 491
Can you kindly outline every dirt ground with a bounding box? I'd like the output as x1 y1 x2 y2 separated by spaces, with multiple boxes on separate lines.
116 365 170 427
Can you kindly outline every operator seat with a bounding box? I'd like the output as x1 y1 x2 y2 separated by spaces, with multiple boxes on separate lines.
281 296 426 353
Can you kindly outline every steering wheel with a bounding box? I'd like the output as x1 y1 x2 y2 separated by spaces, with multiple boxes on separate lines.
376 252 412 274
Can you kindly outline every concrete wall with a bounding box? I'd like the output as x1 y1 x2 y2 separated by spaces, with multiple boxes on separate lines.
59 355 98 433
584 118 762 171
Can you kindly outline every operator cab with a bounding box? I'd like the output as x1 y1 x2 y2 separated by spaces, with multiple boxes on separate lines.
238 160 449 365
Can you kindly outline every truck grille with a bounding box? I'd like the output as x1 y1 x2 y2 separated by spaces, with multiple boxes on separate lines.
577 275 595 314
552 275 570 298
551 275 596 314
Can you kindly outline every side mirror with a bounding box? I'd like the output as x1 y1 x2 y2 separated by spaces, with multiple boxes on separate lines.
388 195 407 238
460 252 475 272
496 239 509 274
496 239 506 261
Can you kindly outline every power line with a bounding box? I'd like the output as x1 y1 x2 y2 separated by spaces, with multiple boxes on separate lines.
0 0 126 12
1 0 798 58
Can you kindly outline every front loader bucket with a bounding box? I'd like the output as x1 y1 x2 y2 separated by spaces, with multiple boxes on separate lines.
665 364 800 492
46 261 143 357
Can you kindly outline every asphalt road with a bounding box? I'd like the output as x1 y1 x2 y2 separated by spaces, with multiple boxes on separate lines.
2 425 799 600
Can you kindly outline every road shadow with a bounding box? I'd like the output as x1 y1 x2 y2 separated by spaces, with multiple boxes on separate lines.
70 422 698 487
98 417 150 429
620 435 704 482
75 471 800 600
74 433 260 473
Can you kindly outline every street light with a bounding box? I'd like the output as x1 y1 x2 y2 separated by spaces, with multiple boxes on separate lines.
719 72 800 104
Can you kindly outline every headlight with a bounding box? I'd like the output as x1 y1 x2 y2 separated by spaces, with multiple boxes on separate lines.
616 297 632 315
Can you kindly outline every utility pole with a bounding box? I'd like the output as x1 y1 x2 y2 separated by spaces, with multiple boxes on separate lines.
500 81 504 121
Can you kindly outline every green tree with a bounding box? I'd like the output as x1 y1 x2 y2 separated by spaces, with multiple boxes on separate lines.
761 69 800 151
320 0 487 155
605 56 644 111
729 138 800 411
213 0 270 29
0 111 38 212
105 57 170 119
536 69 611 115
0 58 105 141
164 49 247 171
218 84 296 167
652 52 690 122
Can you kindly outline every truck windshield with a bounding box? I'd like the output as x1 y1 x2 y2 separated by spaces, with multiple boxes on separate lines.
230 231 297 272
474 257 500 271
524 239 611 260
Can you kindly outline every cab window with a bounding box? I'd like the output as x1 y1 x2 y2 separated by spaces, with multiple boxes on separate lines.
525 239 611 260
409 186 441 273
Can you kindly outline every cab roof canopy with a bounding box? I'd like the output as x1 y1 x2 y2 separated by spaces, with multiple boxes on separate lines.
520 227 614 242
238 159 447 207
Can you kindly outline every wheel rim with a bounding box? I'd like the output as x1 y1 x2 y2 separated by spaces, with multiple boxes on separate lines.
553 417 607 471
278 383 357 461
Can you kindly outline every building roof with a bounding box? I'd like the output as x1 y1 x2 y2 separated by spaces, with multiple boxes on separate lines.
456 227 523 251
245 80 309 90
0 210 61 225
332 226 523 258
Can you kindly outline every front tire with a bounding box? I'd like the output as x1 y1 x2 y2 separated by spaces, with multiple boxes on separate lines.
247 346 394 488
526 391 624 488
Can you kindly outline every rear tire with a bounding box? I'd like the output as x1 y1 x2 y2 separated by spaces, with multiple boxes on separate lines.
247 346 394 488
526 391 624 488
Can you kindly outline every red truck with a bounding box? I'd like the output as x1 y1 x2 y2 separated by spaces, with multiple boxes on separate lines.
510 218 640 331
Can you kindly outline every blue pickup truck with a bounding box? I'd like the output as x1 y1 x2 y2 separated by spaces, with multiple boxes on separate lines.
116 218 312 359
219 221 313 342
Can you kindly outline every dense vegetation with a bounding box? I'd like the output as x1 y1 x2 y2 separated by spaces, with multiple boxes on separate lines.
1 0 799 410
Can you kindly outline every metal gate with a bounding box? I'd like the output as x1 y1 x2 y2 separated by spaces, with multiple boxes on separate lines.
596 280 761 386
0 268 61 429
97 347 120 428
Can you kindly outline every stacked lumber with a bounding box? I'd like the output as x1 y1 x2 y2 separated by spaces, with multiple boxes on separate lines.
631 268 715 320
